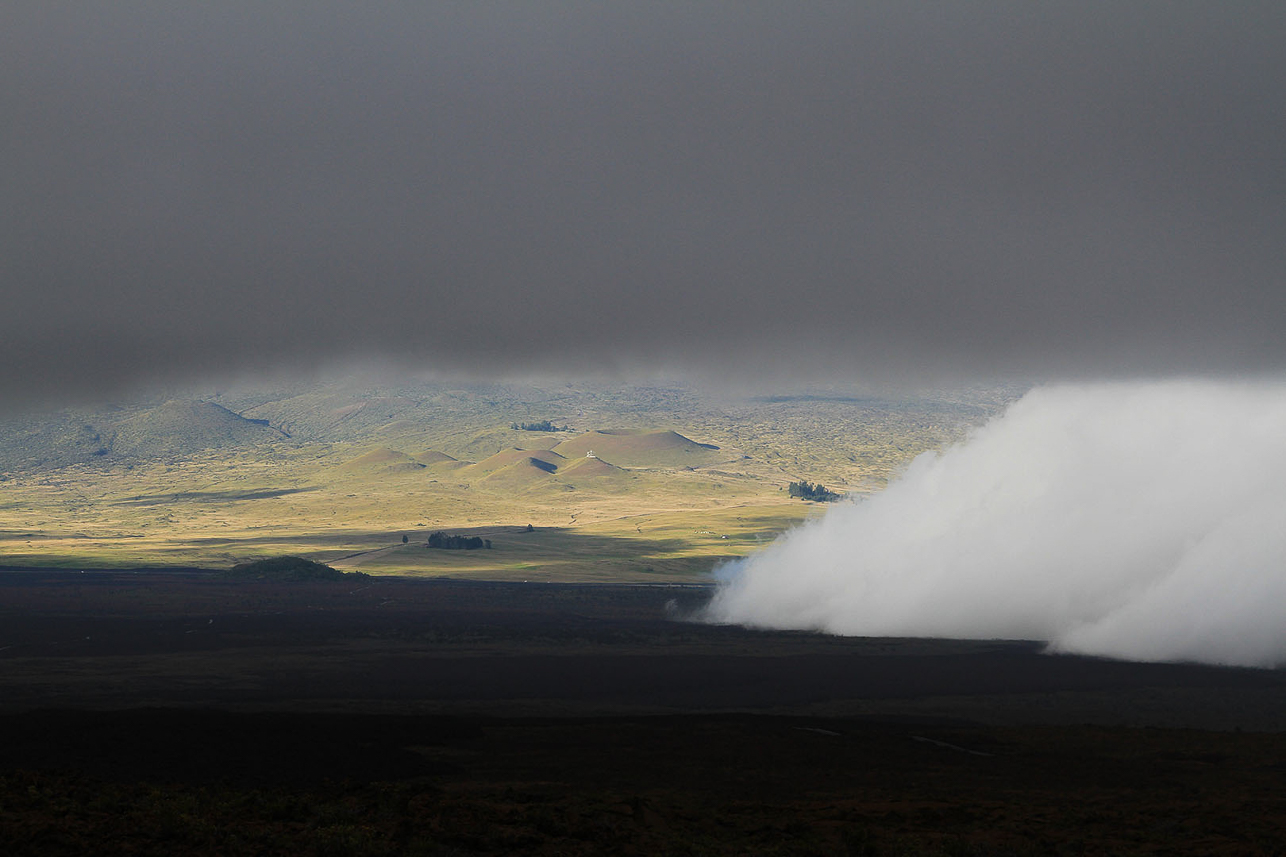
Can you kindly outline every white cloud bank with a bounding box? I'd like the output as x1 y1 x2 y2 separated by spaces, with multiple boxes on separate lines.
705 381 1286 667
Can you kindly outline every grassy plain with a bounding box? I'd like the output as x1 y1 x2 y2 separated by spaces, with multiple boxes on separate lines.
0 380 1010 579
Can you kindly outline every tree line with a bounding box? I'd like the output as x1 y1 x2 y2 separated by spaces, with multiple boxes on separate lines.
787 480 842 502
511 420 569 432
426 532 492 550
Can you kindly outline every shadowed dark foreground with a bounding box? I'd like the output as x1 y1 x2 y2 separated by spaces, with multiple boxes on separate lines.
3 570 1286 854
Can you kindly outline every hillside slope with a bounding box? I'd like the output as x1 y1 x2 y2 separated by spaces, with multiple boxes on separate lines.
464 448 567 475
552 429 723 468
0 400 286 472
339 448 427 474
109 400 287 459
0 415 110 473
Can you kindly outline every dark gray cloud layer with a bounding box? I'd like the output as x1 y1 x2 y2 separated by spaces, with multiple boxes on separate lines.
4 2 1284 403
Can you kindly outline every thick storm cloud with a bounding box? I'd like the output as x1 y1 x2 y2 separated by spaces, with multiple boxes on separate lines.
3 3 1284 403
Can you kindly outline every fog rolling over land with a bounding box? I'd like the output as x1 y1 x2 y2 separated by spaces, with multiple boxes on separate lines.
708 381 1286 668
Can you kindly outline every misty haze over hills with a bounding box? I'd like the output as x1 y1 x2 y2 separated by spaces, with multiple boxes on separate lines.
0 377 1004 475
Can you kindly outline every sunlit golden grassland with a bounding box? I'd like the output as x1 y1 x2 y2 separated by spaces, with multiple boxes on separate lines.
0 442 825 581
0 388 997 581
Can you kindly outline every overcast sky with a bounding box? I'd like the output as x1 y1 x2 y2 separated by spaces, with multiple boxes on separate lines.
3 2 1283 405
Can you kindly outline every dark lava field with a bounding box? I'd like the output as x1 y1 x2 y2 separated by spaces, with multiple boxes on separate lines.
4 570 1286 855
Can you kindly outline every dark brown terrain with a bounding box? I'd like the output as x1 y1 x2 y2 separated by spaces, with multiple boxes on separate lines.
4 570 1286 855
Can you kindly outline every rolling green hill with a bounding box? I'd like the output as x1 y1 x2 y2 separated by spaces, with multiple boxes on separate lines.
339 448 427 474
463 448 567 475
478 458 569 493
0 415 110 473
557 455 632 486
552 429 723 468
0 399 286 473
108 400 287 462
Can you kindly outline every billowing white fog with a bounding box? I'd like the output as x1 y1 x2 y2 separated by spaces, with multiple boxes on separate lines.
706 381 1286 667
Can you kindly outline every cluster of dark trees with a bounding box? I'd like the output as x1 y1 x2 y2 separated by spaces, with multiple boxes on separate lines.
510 420 568 432
787 480 842 502
426 531 492 550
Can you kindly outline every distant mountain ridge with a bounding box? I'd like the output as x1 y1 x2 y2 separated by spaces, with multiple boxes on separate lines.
110 400 287 458
0 399 287 473
0 379 1009 487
